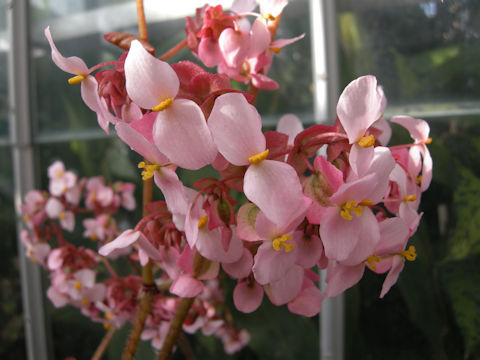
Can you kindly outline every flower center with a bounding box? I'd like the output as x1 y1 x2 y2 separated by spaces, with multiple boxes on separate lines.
138 161 161 180
198 215 208 229
272 234 294 253
340 200 372 220
152 97 174 112
366 254 380 271
400 245 417 261
248 149 269 165
357 134 375 148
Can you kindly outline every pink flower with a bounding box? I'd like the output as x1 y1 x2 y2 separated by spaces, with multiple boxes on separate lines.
208 92 308 227
123 40 217 170
45 197 75 231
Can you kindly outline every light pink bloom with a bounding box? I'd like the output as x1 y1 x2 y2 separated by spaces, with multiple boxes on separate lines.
124 40 217 170
208 92 308 227
45 27 115 132
276 113 304 145
233 280 264 313
336 75 385 144
391 115 433 191
45 197 75 231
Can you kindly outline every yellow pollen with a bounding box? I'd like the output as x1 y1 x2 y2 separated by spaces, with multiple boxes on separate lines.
198 216 208 229
404 194 417 202
272 234 294 252
90 234 98 241
68 74 86 85
248 149 269 165
27 248 34 256
401 245 417 261
425 137 432 144
103 323 111 330
56 171 64 178
366 254 381 271
138 161 161 180
81 298 89 306
30 258 37 264
152 97 174 112
359 199 374 206
23 215 30 222
105 312 112 320
357 134 375 148
416 175 422 183
270 47 281 54
59 212 66 220
262 13 276 21
340 201 362 220
74 281 82 290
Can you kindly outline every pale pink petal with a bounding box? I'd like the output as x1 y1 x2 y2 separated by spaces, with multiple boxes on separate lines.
98 229 139 256
294 232 323 268
288 280 323 317
195 227 243 264
223 248 254 279
236 202 261 242
324 263 365 298
130 112 156 144
115 122 167 164
372 117 391 146
259 0 288 16
47 248 63 270
336 75 384 144
276 114 303 145
250 73 279 90
219 29 250 69
248 20 271 58
233 281 264 313
44 27 89 75
121 102 143 123
253 211 280 240
252 240 297 285
380 255 405 298
270 34 306 49
244 160 305 227
231 0 257 13
266 265 303 305
153 99 217 170
49 178 66 196
374 217 410 255
74 269 96 288
81 76 112 133
60 211 75 232
329 173 377 205
196 260 220 281
48 161 65 179
391 115 430 142
124 40 179 109
153 169 188 215
170 274 204 298
198 38 223 67
45 198 64 218
420 146 433 191
313 155 344 193
47 286 69 308
137 234 163 263
208 93 265 166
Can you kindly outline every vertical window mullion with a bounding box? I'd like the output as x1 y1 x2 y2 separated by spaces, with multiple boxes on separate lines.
7 0 49 359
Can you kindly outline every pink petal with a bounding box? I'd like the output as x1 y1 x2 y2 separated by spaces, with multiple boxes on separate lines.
45 198 64 218
115 122 167 164
195 227 243 264
294 232 323 268
208 93 265 166
287 280 323 317
276 114 304 145
223 248 254 279
153 99 217 170
153 168 188 215
130 112 156 144
248 20 271 58
98 229 139 256
259 0 289 16
44 27 89 75
244 160 305 227
420 146 433 191
236 202 261 242
219 29 250 69
391 115 430 142
270 33 306 49
336 75 384 144
198 38 223 67
266 265 303 305
252 240 297 285
372 117 392 146
170 274 204 298
250 73 279 90
324 262 365 298
380 255 405 298
233 281 264 313
124 40 179 109
374 217 410 255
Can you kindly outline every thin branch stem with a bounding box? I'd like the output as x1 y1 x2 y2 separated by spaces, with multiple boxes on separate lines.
136 0 149 41
156 298 195 360
159 39 188 61
92 326 117 360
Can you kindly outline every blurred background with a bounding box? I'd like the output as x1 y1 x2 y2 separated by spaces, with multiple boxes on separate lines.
1 0 479 359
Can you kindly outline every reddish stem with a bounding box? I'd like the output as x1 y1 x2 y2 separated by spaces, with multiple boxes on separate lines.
159 39 188 61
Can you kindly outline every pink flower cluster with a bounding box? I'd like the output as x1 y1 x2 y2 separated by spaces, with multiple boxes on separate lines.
29 0 433 356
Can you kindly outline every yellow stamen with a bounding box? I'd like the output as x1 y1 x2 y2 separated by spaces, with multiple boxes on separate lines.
262 13 276 21
425 137 432 144
152 97 174 112
340 201 361 220
357 134 375 147
90 234 97 241
401 245 417 261
81 298 89 306
30 258 37 264
103 323 111 330
248 149 269 165
198 216 208 229
272 234 294 252
366 254 380 271
138 161 161 180
74 281 82 290
59 212 66 220
270 47 281 54
359 199 374 206
23 215 30 222
416 175 422 183
105 312 112 320
68 74 86 85
404 194 417 202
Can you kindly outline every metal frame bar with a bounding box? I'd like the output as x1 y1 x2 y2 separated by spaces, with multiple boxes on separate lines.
7 0 49 359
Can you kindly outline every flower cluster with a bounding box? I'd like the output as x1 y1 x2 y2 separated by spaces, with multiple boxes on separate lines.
25 0 433 357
